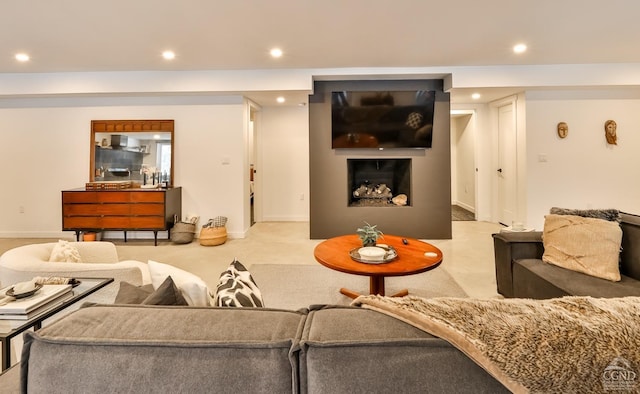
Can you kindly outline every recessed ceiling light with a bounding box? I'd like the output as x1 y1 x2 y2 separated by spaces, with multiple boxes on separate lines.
270 48 283 58
153 134 161 139
471 93 481 100
15 53 30 62
513 43 527 54
162 51 176 60
276 96 285 103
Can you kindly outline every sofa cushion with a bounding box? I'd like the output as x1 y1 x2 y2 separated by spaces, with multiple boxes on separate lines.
542 214 622 281
148 260 211 306
299 306 507 394
514 259 640 298
213 259 264 307
22 305 306 393
48 240 82 263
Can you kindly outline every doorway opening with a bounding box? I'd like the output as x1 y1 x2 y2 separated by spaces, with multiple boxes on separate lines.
450 110 476 222
249 105 259 226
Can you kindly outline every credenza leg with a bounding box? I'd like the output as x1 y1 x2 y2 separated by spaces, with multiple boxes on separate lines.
154 231 158 246
124 231 127 243
75 231 80 241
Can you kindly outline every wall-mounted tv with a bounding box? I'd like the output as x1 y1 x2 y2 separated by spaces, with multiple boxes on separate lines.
331 90 435 149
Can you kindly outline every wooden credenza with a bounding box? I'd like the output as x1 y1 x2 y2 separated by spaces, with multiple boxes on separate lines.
62 187 182 245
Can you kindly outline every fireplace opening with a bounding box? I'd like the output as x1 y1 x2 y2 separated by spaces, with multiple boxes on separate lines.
347 159 411 207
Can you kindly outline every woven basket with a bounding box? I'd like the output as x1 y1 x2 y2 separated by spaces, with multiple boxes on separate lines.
171 222 196 244
199 226 227 246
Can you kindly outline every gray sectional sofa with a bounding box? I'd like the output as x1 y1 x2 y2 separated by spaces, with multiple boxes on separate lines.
4 304 508 393
493 211 640 299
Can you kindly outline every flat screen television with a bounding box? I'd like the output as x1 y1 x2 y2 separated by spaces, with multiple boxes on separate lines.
331 90 435 149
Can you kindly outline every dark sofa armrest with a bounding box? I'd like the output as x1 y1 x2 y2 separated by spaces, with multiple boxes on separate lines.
492 231 544 298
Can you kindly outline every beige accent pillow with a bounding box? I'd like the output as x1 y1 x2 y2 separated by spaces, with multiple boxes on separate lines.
542 214 622 281
49 240 83 263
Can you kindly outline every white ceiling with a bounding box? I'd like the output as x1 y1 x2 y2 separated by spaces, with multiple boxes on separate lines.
3 1 640 104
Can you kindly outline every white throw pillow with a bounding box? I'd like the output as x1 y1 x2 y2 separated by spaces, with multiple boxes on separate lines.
49 240 83 263
147 260 211 306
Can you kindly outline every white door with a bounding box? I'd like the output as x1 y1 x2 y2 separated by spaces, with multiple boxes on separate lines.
497 102 517 226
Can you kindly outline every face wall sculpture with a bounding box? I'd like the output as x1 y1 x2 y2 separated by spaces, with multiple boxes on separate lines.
557 122 568 139
604 120 617 145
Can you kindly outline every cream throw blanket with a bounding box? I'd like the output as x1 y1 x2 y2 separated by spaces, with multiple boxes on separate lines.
352 295 640 393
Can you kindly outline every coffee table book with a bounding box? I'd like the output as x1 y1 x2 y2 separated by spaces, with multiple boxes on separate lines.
0 284 72 317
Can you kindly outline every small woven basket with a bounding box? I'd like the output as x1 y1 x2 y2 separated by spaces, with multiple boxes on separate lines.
199 226 227 246
171 222 196 244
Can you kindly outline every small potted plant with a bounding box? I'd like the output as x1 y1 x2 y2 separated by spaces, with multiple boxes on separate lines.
356 222 383 247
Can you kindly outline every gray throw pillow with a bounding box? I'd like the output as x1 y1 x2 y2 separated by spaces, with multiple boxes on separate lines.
142 276 188 306
115 282 153 304
115 277 187 306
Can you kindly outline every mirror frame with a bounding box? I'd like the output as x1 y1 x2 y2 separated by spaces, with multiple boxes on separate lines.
90 119 175 186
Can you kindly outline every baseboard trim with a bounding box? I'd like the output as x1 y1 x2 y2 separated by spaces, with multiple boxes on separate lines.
261 216 309 222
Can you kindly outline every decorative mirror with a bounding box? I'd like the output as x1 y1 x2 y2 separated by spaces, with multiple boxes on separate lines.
90 120 174 186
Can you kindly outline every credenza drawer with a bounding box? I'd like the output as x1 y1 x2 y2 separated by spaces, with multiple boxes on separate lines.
64 204 131 216
130 217 165 228
130 204 164 215
62 192 98 203
97 192 131 203
100 217 131 228
130 192 165 203
63 217 101 229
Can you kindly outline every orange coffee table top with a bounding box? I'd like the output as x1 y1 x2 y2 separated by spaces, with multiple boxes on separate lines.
313 234 443 297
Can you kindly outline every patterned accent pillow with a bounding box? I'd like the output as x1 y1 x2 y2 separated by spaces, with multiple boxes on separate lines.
49 240 82 263
214 259 264 307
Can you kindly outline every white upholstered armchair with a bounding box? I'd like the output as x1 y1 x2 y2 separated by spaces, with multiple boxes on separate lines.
0 241 150 303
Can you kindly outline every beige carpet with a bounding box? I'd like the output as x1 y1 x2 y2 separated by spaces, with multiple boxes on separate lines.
250 264 467 310
0 221 504 300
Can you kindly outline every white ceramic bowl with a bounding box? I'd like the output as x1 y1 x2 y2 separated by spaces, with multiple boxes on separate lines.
358 246 386 262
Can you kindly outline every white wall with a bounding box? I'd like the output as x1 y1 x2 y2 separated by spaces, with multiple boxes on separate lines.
0 97 252 238
525 90 640 229
258 105 310 221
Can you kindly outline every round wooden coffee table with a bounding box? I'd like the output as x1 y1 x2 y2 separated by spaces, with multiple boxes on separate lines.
313 234 443 298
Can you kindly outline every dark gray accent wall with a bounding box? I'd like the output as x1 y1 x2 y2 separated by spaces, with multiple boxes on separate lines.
309 79 452 239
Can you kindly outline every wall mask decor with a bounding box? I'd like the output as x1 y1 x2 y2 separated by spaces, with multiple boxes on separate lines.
557 122 568 139
604 119 617 145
